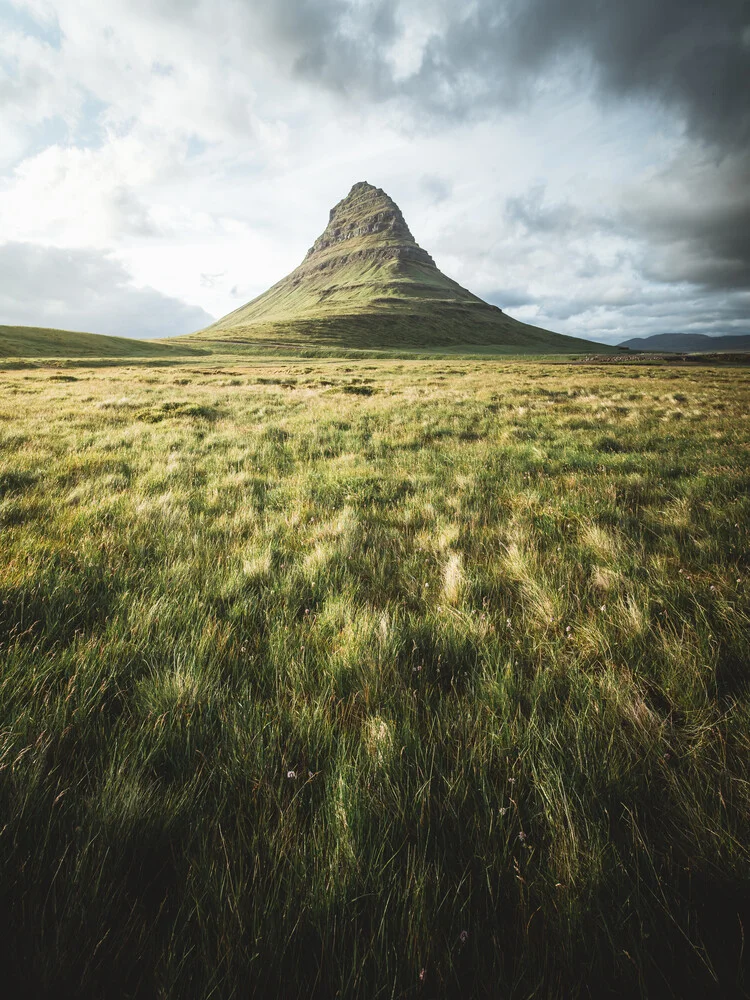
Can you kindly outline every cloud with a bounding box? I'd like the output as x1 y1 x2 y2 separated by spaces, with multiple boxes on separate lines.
452 179 750 343
509 285 750 345
240 0 749 150
200 272 226 288
498 148 750 299
0 242 213 337
420 174 452 204
504 186 598 238
5 1 747 155
496 0 748 149
623 150 750 291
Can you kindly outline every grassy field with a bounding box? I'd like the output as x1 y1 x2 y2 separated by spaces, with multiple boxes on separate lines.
1 357 748 998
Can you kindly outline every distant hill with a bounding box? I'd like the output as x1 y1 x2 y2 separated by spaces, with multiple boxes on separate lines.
0 325 205 359
188 182 613 354
619 333 750 353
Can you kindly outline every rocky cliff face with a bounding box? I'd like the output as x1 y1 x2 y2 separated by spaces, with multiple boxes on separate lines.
304 181 436 268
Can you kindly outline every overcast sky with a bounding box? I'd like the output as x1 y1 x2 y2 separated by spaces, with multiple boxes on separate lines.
1 0 748 344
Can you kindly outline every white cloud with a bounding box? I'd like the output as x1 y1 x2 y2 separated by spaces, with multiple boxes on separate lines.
0 242 213 337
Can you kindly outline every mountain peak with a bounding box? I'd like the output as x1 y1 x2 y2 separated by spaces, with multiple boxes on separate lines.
306 180 431 264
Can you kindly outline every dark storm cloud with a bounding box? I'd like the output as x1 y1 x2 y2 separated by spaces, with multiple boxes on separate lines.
624 153 750 290
0 243 214 337
488 0 749 149
244 0 398 99
253 0 749 149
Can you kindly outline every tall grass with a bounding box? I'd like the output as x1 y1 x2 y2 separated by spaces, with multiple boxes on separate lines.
1 359 748 998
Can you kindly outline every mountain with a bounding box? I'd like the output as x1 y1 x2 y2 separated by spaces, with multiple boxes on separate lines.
0 325 205 359
619 333 750 352
191 182 611 354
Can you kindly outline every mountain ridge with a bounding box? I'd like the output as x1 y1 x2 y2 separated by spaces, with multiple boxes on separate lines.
620 332 750 352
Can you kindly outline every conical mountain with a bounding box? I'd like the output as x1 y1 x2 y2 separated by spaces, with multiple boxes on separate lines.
194 182 607 353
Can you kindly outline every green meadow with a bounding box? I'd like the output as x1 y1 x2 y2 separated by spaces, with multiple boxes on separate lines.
1 357 748 998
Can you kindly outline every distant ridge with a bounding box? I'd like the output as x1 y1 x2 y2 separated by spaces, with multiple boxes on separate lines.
192 182 611 354
619 333 750 352
0 325 205 359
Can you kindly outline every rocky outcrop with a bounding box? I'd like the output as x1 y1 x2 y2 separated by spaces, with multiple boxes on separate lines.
304 181 436 268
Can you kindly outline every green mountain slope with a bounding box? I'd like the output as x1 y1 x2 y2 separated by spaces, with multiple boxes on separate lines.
0 325 204 359
190 182 612 354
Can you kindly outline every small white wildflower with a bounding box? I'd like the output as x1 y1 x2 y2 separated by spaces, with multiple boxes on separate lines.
287 770 297 779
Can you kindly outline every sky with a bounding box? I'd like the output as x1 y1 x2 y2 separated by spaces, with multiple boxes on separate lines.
0 0 748 345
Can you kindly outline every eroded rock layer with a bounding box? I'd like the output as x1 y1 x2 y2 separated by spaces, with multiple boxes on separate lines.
305 181 436 269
